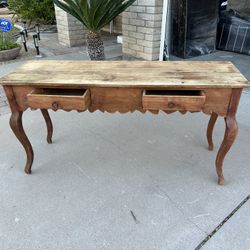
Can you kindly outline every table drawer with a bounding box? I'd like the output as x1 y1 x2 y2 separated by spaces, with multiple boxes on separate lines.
27 88 90 111
142 90 206 111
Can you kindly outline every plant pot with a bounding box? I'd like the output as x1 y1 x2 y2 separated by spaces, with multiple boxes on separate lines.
0 46 21 61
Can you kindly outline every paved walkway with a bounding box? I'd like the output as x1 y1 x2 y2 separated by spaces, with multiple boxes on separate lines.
0 91 250 250
0 87 9 115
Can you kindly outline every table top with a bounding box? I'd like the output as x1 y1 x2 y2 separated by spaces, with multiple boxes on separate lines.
1 60 249 89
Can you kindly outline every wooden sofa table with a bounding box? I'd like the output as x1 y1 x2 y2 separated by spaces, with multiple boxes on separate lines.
1 61 249 185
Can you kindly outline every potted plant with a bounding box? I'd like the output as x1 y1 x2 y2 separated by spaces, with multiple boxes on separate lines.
53 0 136 60
0 21 21 61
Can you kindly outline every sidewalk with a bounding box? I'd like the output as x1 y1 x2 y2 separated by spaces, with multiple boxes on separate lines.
0 92 250 250
24 30 122 60
0 31 250 250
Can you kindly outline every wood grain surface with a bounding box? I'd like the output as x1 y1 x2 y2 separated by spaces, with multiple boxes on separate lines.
27 88 90 112
1 61 249 89
142 90 206 111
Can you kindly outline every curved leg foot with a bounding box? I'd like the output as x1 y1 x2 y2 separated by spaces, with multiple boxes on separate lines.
215 116 238 185
41 109 53 144
10 111 34 174
207 112 218 151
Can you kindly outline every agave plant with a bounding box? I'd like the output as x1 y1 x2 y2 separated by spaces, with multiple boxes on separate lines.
53 0 136 60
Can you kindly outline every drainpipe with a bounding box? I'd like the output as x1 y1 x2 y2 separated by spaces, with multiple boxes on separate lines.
159 0 169 61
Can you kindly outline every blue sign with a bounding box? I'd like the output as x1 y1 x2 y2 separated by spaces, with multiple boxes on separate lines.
0 19 12 32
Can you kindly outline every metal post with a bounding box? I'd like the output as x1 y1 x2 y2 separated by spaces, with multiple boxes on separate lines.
33 34 41 57
23 21 28 37
20 31 28 52
35 23 40 40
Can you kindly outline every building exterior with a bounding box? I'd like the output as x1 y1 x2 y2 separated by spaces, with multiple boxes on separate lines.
54 0 164 60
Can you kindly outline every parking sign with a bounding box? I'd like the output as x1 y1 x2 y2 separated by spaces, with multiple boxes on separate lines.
0 19 12 32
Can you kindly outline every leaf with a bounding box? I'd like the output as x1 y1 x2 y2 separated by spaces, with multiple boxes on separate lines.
54 0 136 32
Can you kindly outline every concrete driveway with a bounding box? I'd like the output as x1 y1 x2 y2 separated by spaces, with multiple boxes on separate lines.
0 49 250 249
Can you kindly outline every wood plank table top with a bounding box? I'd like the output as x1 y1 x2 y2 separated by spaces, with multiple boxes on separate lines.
1 60 249 89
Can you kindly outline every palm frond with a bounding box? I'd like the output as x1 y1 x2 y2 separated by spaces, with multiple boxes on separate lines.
53 0 136 32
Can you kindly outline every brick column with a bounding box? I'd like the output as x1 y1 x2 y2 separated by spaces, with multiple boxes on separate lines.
55 5 87 47
122 0 163 60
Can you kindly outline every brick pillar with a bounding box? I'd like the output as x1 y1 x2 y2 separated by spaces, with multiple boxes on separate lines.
55 5 87 47
122 0 163 60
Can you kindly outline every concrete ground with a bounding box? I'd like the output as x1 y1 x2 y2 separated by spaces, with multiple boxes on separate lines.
0 31 250 250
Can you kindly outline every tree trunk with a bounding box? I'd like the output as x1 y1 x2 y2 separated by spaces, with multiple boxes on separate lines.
86 31 105 61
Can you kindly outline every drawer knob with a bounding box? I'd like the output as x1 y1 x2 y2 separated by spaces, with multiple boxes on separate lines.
52 101 59 111
168 102 176 108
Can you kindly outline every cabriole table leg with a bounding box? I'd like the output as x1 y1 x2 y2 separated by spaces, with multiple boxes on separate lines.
10 111 34 174
207 112 218 151
215 89 242 185
4 85 34 174
41 109 53 144
216 116 238 185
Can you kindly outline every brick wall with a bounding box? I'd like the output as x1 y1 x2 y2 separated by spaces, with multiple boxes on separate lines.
55 5 87 47
122 0 163 60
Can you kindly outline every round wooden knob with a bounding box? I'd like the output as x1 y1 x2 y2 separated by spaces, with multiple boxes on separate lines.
168 102 176 108
52 101 59 111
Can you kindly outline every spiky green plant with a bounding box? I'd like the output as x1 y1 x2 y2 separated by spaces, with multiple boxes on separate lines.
53 0 136 60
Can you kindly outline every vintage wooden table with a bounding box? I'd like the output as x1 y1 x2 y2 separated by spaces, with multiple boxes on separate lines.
1 61 249 185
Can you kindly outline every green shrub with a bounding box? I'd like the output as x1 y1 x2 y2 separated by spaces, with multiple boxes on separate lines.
8 0 55 24
0 39 19 51
0 23 19 51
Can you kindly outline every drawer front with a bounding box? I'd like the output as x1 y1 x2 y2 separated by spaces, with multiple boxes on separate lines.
27 88 90 111
89 87 143 113
142 90 206 111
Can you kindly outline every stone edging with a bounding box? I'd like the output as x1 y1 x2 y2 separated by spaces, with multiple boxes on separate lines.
0 46 21 61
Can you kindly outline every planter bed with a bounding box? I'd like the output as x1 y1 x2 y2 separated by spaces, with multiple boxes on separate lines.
0 46 21 61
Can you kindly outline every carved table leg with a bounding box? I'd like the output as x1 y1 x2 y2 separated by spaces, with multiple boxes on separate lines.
10 111 34 174
41 109 53 144
207 112 218 151
216 117 238 185
4 86 34 174
215 89 242 185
